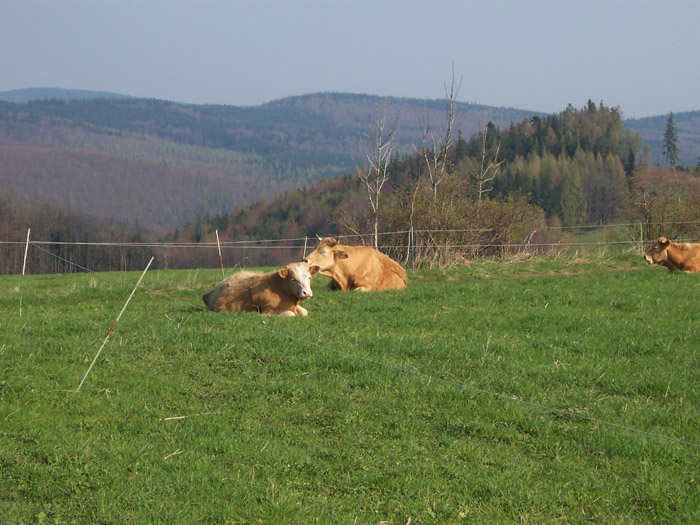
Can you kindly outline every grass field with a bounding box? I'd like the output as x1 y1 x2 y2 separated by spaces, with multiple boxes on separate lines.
1 250 699 523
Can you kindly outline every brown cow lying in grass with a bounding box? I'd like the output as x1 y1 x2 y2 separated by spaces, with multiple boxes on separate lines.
644 237 700 273
303 237 407 291
202 262 320 316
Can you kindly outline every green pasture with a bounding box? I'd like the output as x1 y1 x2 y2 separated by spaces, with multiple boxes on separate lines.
1 251 699 523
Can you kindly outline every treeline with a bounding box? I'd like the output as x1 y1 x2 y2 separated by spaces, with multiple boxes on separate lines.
626 167 700 244
171 102 699 269
495 150 627 226
160 176 368 269
0 192 151 275
472 101 640 226
326 102 642 252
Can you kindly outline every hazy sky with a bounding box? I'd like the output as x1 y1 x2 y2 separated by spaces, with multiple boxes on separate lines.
3 0 699 118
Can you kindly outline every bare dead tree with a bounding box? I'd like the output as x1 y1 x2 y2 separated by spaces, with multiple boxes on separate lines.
405 177 421 265
358 98 398 248
474 123 504 202
414 66 462 204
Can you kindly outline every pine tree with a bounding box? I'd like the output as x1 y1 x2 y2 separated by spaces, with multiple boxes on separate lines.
623 146 636 177
454 129 469 161
663 112 679 169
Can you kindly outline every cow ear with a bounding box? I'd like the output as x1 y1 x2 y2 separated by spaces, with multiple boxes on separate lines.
336 250 349 259
309 265 320 275
659 236 670 247
278 267 288 279
326 237 338 247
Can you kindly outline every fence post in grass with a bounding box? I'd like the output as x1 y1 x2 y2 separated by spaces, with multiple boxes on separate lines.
19 228 31 317
215 229 225 279
303 236 308 259
410 226 415 273
76 256 154 392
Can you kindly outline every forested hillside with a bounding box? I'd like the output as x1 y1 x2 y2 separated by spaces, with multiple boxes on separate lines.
3 92 700 274
168 101 700 269
0 93 539 232
0 145 271 231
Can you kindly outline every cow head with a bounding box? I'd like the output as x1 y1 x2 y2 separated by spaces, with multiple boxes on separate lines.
644 236 671 265
303 237 348 271
278 262 320 299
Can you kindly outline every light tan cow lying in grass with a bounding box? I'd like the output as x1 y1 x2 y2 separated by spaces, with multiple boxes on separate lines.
202 262 320 316
303 237 407 292
644 236 700 273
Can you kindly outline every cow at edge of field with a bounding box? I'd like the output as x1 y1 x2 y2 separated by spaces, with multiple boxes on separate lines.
202 262 320 316
303 236 407 292
644 236 700 273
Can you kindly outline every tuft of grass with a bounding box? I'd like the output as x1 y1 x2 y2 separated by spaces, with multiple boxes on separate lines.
1 253 699 523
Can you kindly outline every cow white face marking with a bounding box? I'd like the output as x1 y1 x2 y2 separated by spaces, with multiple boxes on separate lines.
281 262 320 299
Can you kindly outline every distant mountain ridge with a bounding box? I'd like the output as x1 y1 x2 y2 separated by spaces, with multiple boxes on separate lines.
0 87 134 103
3 88 698 167
1 88 699 232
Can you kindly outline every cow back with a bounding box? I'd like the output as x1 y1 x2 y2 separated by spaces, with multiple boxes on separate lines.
667 242 700 272
337 244 406 291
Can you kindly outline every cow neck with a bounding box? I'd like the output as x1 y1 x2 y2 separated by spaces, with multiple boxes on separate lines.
323 266 351 291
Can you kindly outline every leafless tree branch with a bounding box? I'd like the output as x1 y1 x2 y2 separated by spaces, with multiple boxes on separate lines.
413 65 462 203
358 98 399 248
474 124 504 201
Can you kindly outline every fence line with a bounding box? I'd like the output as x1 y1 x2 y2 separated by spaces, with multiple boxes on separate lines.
3 220 700 250
0 240 657 249
4 220 700 275
0 239 697 252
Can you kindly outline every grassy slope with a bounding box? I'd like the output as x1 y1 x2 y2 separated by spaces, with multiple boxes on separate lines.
1 252 699 523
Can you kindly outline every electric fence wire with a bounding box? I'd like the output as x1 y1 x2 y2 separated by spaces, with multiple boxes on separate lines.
3 219 700 253
25 242 700 450
0 239 671 250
